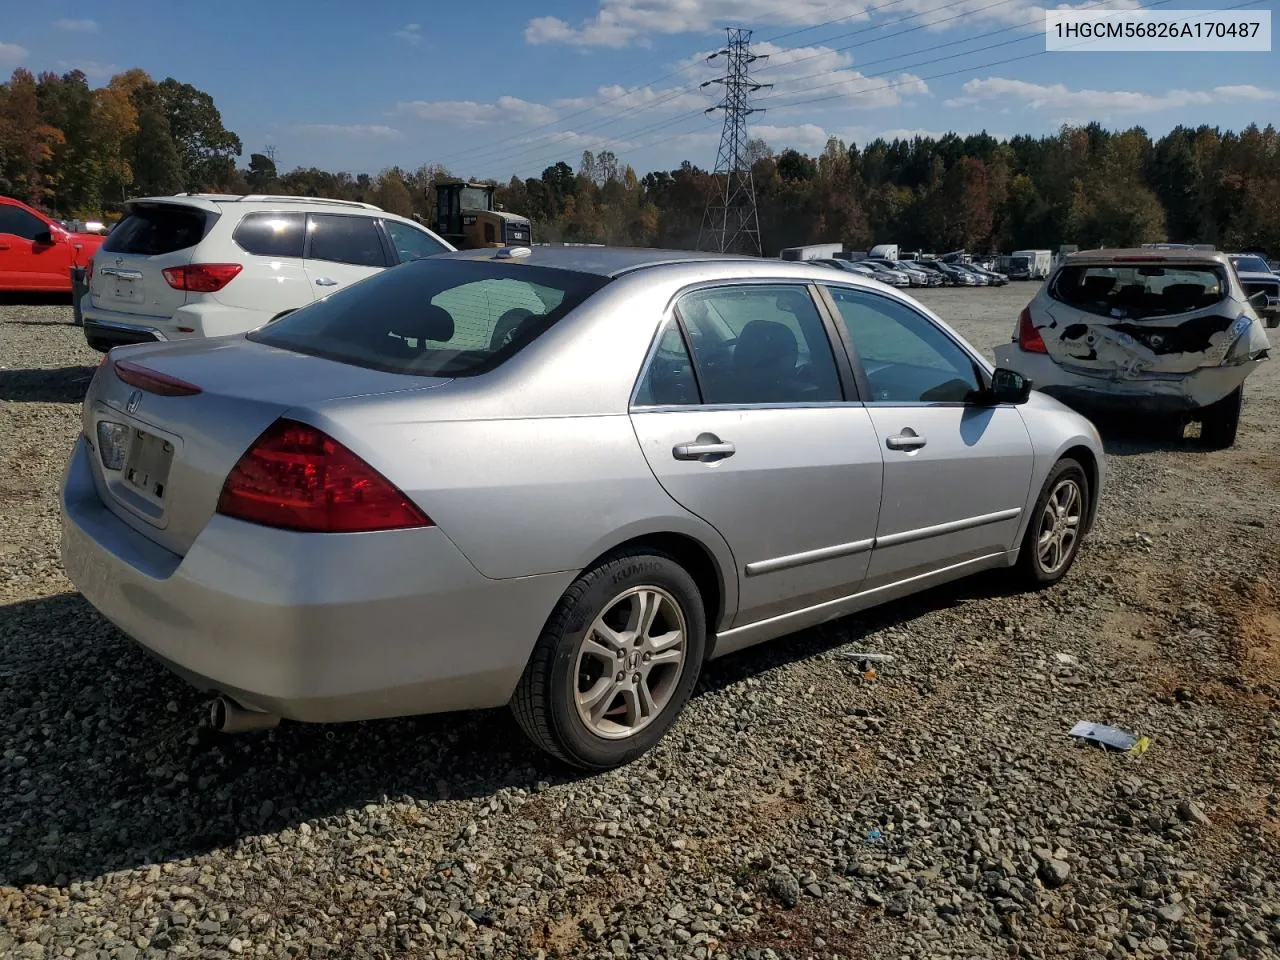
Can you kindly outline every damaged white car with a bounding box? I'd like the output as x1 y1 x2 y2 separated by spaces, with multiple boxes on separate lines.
995 248 1273 448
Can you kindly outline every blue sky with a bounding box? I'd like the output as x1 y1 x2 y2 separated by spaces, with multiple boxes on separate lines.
3 1 1277 180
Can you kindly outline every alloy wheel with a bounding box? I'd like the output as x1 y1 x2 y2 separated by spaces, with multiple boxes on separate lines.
574 586 687 739
1036 478 1082 575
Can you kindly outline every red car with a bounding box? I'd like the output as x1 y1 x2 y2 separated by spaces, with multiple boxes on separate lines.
0 196 106 292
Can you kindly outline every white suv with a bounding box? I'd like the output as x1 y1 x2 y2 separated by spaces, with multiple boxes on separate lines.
81 194 455 352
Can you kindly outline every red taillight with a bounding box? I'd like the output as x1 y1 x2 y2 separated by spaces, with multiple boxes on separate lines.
115 359 203 396
216 419 432 534
1016 306 1047 354
162 263 243 293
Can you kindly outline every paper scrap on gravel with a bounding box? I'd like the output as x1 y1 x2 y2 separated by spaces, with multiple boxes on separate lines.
1069 721 1151 754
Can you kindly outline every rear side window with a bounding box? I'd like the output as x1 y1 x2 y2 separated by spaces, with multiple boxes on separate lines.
1050 264 1227 319
103 206 209 255
385 219 449 263
233 212 305 257
247 258 610 377
306 214 388 267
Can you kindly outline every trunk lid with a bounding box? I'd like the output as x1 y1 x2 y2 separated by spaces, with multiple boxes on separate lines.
89 201 216 319
82 337 450 555
1037 261 1252 376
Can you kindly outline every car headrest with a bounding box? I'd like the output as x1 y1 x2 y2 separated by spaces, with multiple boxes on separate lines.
1080 275 1116 298
489 307 535 351
394 304 455 344
735 319 798 372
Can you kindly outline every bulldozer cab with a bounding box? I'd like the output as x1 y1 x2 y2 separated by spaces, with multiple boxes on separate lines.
435 180 532 249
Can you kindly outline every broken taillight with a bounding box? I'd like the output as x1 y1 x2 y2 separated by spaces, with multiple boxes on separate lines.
1017 307 1048 353
216 419 433 534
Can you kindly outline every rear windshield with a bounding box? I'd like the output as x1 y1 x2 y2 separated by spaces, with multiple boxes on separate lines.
1050 263 1228 319
103 205 210 255
247 258 611 377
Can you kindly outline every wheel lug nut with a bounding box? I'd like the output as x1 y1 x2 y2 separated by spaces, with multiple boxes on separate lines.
642 653 651 662
616 671 625 682
632 673 641 684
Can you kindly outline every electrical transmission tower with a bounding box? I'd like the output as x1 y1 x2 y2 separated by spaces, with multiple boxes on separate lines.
698 28 772 256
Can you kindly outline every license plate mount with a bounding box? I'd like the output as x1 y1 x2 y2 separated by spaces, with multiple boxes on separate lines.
124 429 173 503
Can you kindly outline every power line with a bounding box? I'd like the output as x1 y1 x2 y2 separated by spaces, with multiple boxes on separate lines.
755 0 1023 75
761 0 915 44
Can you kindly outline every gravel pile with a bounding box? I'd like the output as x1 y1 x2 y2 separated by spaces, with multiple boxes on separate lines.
2 290 1278 959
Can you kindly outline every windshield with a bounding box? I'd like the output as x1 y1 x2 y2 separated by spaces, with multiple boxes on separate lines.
1050 263 1228 319
1230 255 1271 274
459 186 491 211
248 258 609 376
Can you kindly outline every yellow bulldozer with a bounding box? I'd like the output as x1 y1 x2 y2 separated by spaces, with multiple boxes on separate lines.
434 180 532 249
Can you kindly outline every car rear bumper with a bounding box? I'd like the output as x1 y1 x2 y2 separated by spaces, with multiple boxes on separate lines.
994 343 1264 413
59 436 573 723
81 294 274 347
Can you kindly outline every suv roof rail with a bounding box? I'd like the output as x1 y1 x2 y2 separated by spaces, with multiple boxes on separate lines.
171 192 383 211
239 194 383 211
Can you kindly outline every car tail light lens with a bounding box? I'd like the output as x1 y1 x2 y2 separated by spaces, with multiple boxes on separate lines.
115 359 202 396
1016 306 1047 353
96 421 131 470
162 263 242 292
216 419 432 534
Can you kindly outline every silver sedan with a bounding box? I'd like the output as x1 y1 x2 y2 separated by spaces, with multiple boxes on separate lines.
60 247 1105 769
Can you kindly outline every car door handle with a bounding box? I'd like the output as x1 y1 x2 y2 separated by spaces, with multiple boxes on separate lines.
673 440 735 461
314 277 339 286
886 433 927 451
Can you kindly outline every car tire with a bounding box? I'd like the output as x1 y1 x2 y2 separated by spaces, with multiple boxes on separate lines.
1198 387 1242 449
1016 458 1090 588
511 549 707 770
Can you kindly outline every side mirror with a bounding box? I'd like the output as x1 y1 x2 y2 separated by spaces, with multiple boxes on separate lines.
988 367 1033 405
33 229 54 246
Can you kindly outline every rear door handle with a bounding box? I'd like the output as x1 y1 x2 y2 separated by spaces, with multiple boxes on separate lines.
673 440 735 461
886 433 927 451
314 277 339 287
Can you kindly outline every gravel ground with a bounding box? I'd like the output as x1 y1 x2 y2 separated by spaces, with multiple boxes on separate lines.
2 287 1278 960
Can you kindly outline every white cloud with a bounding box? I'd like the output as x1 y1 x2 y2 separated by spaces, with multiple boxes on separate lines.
553 83 705 114
394 23 422 45
396 96 559 126
525 0 1051 48
727 41 929 111
57 59 119 80
0 41 27 63
54 18 98 32
946 77 1279 113
294 124 403 139
753 123 835 150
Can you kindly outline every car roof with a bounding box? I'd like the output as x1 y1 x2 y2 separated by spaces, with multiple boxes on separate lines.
431 245 761 278
125 194 387 215
1064 247 1230 265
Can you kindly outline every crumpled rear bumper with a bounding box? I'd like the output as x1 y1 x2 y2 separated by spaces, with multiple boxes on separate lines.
994 343 1266 413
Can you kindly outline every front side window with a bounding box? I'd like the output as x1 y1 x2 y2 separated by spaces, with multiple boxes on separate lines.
233 212 305 258
676 285 843 405
0 205 47 240
248 258 609 377
306 214 387 267
1050 263 1227 319
385 220 449 263
1230 255 1271 274
826 286 980 404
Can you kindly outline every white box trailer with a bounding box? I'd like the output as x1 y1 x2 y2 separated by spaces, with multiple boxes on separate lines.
1012 249 1053 279
780 243 843 261
869 243 899 261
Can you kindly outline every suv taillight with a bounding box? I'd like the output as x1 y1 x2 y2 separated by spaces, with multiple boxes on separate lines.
162 263 243 293
1016 306 1047 353
216 419 433 534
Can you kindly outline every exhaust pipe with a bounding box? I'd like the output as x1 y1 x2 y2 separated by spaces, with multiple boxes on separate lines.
210 695 280 733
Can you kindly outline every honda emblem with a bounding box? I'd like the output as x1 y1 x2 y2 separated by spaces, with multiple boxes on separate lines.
126 390 142 414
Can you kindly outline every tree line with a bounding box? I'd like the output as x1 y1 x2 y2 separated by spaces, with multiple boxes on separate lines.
2 67 1277 256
